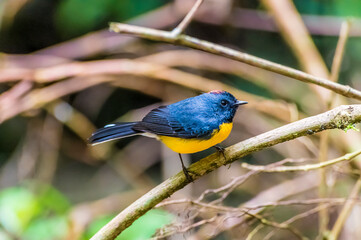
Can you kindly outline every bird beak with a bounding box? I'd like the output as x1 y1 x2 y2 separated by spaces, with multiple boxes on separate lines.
234 100 248 106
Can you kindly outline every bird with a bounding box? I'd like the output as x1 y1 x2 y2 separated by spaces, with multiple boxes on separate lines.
88 90 247 181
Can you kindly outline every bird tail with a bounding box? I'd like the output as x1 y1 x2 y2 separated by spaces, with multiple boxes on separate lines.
88 122 139 145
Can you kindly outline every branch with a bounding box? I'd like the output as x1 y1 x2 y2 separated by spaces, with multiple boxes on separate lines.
330 20 351 83
109 22 361 101
0 59 291 123
91 104 361 240
329 177 361 240
244 212 309 240
241 148 361 172
171 0 204 36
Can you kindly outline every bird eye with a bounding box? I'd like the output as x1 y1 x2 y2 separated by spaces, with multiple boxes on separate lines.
221 99 228 106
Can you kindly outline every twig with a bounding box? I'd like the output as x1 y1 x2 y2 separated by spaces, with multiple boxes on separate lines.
246 224 264 240
198 170 259 203
262 0 329 102
318 131 330 235
190 173 323 238
90 105 361 240
329 177 361 240
156 196 361 239
241 148 361 172
318 20 351 236
0 59 291 123
171 0 204 36
109 22 361 101
244 212 309 240
157 197 359 212
330 20 351 83
264 204 332 240
200 158 297 204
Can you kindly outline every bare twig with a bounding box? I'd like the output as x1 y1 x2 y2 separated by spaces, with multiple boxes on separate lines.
171 0 204 36
330 20 351 83
244 212 309 240
241 148 361 172
157 197 359 212
264 204 332 240
198 170 259 203
199 159 297 204
318 20 351 236
109 22 361 101
246 224 264 240
0 59 292 123
262 0 330 103
329 177 361 240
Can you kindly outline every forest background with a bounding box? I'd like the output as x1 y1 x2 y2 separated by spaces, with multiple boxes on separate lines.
1 0 361 239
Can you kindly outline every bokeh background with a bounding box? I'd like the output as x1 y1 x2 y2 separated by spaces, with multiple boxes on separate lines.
1 0 361 239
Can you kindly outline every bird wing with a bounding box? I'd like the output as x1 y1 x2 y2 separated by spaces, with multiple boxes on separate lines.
132 106 213 139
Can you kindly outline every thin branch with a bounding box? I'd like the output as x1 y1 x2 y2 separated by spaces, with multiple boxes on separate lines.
329 177 361 240
318 19 351 236
241 148 361 172
91 105 361 240
262 0 330 103
244 212 309 240
330 20 351 83
246 224 265 240
0 59 292 123
157 197 358 212
264 204 331 240
109 22 361 101
171 0 204 36
199 158 297 204
198 170 259 203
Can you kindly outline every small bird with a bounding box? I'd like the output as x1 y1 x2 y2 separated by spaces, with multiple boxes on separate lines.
89 90 247 181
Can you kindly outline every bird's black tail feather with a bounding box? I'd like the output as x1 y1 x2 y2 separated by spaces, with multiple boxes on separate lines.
88 122 139 145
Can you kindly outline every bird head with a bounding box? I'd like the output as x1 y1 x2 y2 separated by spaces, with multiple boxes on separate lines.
205 90 248 123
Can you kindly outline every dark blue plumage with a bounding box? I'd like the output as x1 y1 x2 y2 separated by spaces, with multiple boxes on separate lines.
88 91 247 144
89 122 137 144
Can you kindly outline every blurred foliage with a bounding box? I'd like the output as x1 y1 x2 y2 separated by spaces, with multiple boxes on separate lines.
0 184 69 239
55 0 165 38
84 209 173 240
294 0 361 16
0 0 361 239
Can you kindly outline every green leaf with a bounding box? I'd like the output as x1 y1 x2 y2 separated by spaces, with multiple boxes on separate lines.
22 215 68 240
55 0 111 38
86 209 173 240
55 0 166 38
343 124 360 132
36 184 71 214
0 187 40 234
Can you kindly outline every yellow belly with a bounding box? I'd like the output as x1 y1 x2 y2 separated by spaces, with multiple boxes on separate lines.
159 123 233 154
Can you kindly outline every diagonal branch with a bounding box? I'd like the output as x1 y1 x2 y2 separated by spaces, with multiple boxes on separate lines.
171 0 204 36
91 104 361 240
109 23 361 101
241 147 361 172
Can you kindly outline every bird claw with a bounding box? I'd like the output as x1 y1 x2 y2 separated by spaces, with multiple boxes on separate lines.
214 145 232 168
178 153 195 182
214 145 226 159
182 168 194 182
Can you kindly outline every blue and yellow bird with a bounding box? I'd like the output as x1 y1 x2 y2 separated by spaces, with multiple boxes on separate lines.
89 90 247 181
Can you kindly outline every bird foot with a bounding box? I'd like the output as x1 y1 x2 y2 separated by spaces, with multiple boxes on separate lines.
214 145 226 159
178 153 195 182
214 145 232 168
182 167 195 182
